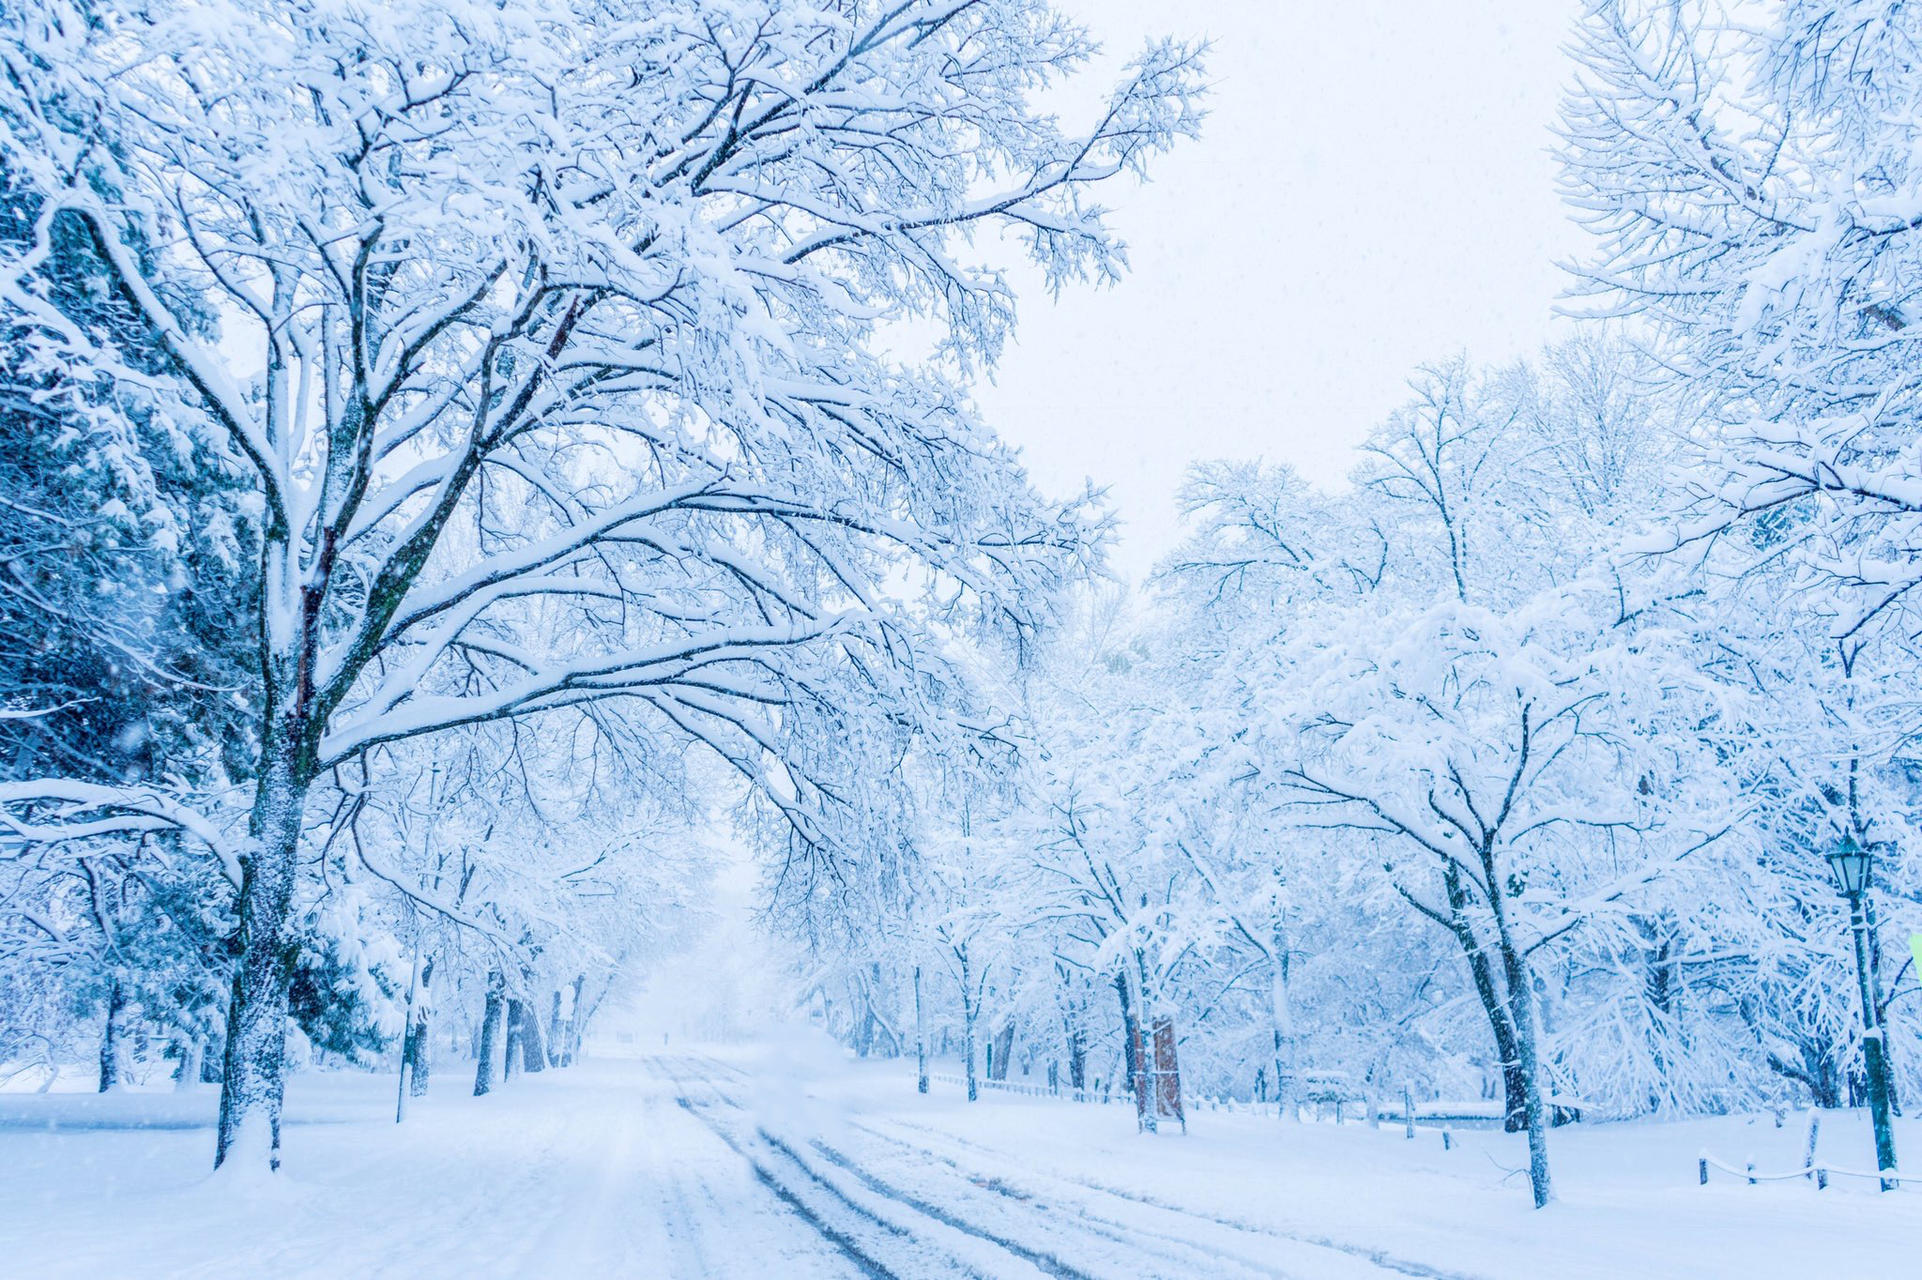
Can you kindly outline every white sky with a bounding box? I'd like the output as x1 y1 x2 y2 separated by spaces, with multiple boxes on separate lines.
978 0 1585 578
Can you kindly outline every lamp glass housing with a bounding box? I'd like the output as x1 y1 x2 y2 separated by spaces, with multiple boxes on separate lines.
1827 832 1873 898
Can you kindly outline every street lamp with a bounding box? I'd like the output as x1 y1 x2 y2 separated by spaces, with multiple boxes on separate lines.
1827 831 1873 897
1827 832 1899 1190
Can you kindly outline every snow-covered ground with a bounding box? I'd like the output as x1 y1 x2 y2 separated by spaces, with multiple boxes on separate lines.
3 1047 1915 1278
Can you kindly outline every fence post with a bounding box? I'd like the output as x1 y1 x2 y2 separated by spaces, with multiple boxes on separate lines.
1403 1087 1415 1139
1746 1160 1756 1186
1698 1156 1708 1186
1442 1128 1453 1151
1802 1111 1821 1186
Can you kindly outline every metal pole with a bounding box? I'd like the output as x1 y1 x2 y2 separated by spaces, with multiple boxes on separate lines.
396 900 421 1124
396 952 417 1123
1848 891 1899 1189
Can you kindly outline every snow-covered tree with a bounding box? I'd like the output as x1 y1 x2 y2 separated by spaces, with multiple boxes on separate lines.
0 0 1200 1170
1563 0 1922 637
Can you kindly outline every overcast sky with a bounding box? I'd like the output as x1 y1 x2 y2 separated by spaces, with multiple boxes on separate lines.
979 0 1585 578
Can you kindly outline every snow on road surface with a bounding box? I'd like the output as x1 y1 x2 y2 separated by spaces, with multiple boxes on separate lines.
3 1049 1917 1279
1 1055 862 1280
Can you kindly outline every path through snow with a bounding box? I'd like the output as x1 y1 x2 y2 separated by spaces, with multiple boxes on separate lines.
4 1049 1918 1278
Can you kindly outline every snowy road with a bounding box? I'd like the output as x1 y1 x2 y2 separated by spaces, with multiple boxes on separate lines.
12 1051 1915 1278
5 1052 1456 1279
658 1053 1453 1280
6 1055 873 1279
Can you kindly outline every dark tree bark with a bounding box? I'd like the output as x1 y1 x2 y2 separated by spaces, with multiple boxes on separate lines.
958 949 978 1102
1115 971 1154 1133
98 977 125 1093
1476 857 1552 1207
215 752 309 1170
547 991 564 1067
1439 861 1528 1132
474 970 506 1096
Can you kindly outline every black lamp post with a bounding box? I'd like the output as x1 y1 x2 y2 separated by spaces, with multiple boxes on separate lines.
1827 832 1899 1190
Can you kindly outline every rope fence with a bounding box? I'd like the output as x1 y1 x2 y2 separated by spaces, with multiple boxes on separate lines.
925 1072 1125 1104
927 1072 1908 1193
922 1072 1463 1149
1697 1150 1913 1192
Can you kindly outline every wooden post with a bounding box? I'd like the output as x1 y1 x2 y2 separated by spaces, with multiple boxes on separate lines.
1697 1156 1708 1186
1403 1087 1415 1139
1443 1128 1453 1151
1802 1111 1821 1185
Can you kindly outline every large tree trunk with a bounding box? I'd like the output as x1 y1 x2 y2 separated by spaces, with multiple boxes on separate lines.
215 758 307 1171
988 1021 1014 1082
1485 878 1553 1208
1270 943 1295 1123
853 971 877 1059
566 974 585 1065
405 958 434 1098
547 991 565 1068
1441 862 1527 1131
504 998 525 1083
1066 1024 1087 1096
1115 969 1155 1133
474 970 506 1096
98 977 124 1093
519 992 547 1074
959 950 978 1103
1151 1014 1184 1130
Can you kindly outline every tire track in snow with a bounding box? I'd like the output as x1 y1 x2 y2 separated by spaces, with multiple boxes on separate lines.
798 1127 1275 1280
673 1055 1298 1280
775 1130 1101 1280
863 1114 1488 1280
688 1102 905 1280
639 1075 715 1278
639 1058 871 1280
657 1055 1018 1280
661 1045 1091 1276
